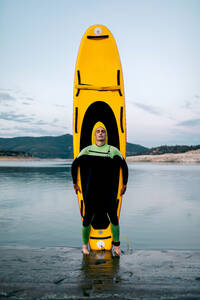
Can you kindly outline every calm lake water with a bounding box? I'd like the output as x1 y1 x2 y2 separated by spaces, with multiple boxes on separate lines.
0 160 199 250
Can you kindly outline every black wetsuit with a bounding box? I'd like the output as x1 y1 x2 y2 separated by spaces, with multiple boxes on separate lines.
71 144 128 228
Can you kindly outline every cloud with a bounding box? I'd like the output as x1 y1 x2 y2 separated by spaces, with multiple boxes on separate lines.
132 101 161 116
0 112 34 123
31 119 64 127
22 102 32 105
0 127 12 131
182 95 200 110
0 112 60 127
15 126 53 135
55 104 66 108
14 126 67 136
24 97 34 101
20 96 35 102
0 88 71 137
169 127 200 145
0 88 36 104
0 92 16 102
33 120 49 125
194 94 200 100
177 118 200 127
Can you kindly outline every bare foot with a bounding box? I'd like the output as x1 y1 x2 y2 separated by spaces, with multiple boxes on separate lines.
82 245 90 255
114 246 121 256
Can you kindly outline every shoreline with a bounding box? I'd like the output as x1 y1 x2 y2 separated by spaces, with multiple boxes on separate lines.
0 150 200 164
0 246 200 299
0 157 71 161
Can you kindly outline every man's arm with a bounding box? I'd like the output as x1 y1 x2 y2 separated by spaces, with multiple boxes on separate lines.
112 153 128 195
119 158 128 195
71 146 90 193
111 147 128 184
110 146 128 195
71 157 79 184
71 157 81 194
120 158 128 185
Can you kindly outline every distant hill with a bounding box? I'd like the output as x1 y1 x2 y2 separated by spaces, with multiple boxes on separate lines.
138 145 200 156
0 135 147 158
0 135 73 158
126 142 148 156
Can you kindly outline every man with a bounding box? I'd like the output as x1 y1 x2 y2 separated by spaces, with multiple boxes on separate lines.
71 126 128 255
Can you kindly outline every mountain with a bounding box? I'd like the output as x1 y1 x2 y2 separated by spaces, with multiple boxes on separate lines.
139 145 200 156
126 142 148 156
0 135 73 158
0 135 147 158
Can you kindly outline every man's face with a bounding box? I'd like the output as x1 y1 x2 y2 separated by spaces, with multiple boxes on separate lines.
94 127 107 142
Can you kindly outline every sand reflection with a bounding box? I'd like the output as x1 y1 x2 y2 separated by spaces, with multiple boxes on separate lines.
80 250 120 296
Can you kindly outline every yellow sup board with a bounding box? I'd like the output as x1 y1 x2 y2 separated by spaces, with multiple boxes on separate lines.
73 24 126 251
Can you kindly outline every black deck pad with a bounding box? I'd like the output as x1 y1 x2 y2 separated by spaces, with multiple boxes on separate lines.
80 101 119 151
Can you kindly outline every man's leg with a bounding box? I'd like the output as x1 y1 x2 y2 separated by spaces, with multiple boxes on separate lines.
82 225 91 254
107 203 121 255
82 202 94 254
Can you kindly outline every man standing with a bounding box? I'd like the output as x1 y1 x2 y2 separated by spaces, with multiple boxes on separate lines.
71 126 128 255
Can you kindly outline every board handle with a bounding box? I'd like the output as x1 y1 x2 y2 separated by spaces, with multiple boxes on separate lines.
117 70 122 96
76 70 81 96
87 35 109 39
81 200 84 217
120 106 124 133
75 107 78 133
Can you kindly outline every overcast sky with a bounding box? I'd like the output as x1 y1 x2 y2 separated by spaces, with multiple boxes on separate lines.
1 0 200 147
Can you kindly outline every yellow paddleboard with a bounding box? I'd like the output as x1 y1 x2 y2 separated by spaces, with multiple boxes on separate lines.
73 24 126 251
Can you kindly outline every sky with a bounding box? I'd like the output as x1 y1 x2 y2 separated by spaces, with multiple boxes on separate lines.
0 0 200 147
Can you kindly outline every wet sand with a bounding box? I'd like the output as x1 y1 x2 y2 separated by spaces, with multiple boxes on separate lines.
0 247 200 299
127 150 200 163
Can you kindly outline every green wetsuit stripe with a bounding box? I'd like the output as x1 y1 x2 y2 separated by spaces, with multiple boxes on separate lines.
88 150 110 154
82 225 91 245
111 223 120 242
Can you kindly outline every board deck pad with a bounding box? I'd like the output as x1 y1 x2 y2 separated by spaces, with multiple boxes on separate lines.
73 24 126 250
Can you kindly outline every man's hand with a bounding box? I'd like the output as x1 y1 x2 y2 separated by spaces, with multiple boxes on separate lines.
73 183 81 194
120 184 127 196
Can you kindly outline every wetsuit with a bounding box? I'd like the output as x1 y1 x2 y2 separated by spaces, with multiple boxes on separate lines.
71 144 128 245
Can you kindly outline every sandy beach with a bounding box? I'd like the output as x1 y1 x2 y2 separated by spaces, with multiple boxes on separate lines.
1 150 200 163
127 149 200 163
0 157 69 162
0 247 200 300
0 157 40 161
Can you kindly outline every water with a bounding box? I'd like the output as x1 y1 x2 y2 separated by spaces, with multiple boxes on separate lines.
0 160 199 250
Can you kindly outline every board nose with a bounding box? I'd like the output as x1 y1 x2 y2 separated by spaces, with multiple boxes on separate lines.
85 24 111 37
